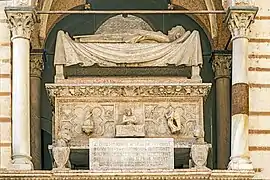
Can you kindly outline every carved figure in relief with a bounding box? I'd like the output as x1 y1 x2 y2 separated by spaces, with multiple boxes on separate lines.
52 123 72 170
164 106 184 134
124 26 187 43
121 108 137 125
57 123 72 146
74 26 187 44
193 125 205 143
82 110 94 136
54 26 203 74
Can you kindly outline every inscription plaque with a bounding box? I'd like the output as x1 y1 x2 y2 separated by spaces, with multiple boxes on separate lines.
89 138 174 171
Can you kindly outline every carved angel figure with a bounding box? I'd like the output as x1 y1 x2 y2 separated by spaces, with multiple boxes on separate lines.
121 108 137 125
164 106 183 134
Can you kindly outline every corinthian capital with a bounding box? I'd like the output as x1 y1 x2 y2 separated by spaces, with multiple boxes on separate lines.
212 52 232 79
225 7 258 39
5 7 37 40
30 54 44 78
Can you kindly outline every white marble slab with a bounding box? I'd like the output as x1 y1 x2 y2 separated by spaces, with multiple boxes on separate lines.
89 138 174 171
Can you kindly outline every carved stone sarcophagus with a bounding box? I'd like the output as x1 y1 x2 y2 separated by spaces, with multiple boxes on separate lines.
46 77 211 169
46 26 212 170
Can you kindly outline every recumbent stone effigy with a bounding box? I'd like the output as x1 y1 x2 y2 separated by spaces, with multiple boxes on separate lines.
46 23 211 171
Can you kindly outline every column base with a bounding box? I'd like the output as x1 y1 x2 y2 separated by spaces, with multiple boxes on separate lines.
8 155 34 170
228 157 253 170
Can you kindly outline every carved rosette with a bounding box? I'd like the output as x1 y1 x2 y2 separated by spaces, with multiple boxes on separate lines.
5 8 37 40
225 7 258 39
212 54 232 79
30 54 44 78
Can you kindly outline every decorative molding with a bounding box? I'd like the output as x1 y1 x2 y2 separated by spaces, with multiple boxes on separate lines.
12 0 32 6
5 7 37 40
212 53 232 79
225 7 258 39
30 54 44 78
233 0 255 6
223 0 256 10
46 84 212 99
0 169 256 180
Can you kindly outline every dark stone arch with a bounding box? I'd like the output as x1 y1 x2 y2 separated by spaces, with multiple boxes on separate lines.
41 0 215 170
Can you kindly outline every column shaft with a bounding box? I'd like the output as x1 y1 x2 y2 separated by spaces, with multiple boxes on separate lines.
232 38 249 85
5 7 37 170
30 54 43 169
225 6 258 170
12 38 31 158
212 52 231 169
216 78 231 168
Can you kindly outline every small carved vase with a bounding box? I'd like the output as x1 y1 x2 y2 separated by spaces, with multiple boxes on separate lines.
52 146 70 170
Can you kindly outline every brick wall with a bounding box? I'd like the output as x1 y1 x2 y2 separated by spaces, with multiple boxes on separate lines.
248 0 270 178
0 0 12 169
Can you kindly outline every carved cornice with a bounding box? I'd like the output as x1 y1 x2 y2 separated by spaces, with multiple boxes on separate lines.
46 84 212 99
212 54 232 79
0 169 256 180
5 7 37 40
30 54 44 78
223 0 256 9
12 0 32 6
225 7 258 39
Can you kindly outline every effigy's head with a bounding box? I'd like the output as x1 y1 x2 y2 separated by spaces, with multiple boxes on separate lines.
168 26 186 41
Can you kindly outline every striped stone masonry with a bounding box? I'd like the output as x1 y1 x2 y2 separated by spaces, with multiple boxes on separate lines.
0 0 12 169
225 6 258 170
248 1 270 178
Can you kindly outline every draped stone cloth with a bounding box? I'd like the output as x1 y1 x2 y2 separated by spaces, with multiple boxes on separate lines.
54 30 203 67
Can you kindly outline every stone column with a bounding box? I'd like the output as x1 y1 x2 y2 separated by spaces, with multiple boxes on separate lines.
212 51 232 169
225 6 258 170
30 53 43 169
5 7 37 170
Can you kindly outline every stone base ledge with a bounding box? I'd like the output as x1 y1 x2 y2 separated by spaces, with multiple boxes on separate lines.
0 170 255 180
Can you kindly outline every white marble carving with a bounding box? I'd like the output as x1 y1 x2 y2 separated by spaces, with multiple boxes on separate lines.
54 26 203 75
51 139 71 170
89 138 174 171
81 110 94 136
12 0 32 6
191 144 210 170
115 108 145 137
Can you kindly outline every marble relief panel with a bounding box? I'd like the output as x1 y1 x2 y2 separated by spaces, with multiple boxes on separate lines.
56 103 116 146
144 102 200 138
54 97 202 146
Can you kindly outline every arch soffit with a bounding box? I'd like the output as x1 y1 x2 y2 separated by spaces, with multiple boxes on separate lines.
36 0 229 49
